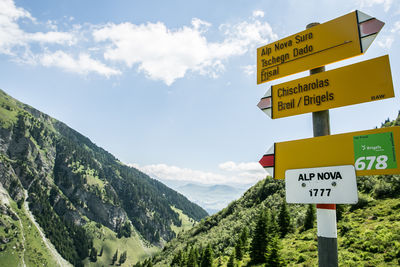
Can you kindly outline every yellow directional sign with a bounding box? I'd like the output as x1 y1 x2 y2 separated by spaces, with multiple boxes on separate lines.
257 10 384 84
258 55 394 119
259 127 400 179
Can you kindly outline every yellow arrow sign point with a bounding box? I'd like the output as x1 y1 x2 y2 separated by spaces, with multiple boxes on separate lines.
257 10 384 84
259 55 394 119
260 127 400 179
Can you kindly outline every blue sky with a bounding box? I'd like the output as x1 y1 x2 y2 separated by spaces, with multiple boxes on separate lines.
1 0 399 186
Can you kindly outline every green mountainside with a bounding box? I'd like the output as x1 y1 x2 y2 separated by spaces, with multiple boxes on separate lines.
0 89 207 266
145 112 400 267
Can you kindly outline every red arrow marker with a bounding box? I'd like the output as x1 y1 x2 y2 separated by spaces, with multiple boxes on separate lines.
257 88 272 118
257 97 271 110
359 19 385 37
259 154 274 167
259 145 275 177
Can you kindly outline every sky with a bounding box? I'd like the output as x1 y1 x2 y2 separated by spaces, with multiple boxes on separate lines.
1 0 399 187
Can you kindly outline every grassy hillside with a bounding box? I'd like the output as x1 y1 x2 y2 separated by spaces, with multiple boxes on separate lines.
146 111 400 267
0 190 60 267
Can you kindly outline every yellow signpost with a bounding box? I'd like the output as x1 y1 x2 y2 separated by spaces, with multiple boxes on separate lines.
260 127 400 179
257 10 393 267
257 10 384 84
258 55 394 119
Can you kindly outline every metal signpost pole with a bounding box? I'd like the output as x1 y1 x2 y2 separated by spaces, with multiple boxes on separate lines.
307 22 338 267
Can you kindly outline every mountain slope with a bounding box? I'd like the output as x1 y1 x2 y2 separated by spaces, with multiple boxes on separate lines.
0 89 207 266
149 111 400 266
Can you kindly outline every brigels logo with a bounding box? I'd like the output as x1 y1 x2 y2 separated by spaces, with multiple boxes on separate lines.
361 145 384 152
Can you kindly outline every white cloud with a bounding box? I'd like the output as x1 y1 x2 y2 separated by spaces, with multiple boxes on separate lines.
0 0 31 54
252 10 265 18
242 64 256 76
218 161 261 173
357 0 393 12
0 0 76 54
28 31 76 45
93 16 277 85
39 51 121 77
377 35 394 49
391 21 400 33
376 21 400 49
2 0 278 83
131 161 266 185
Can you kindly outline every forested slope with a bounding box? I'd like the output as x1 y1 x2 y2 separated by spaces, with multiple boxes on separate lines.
0 89 207 266
145 111 400 267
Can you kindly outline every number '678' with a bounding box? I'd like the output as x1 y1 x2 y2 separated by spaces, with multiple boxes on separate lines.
355 155 388 170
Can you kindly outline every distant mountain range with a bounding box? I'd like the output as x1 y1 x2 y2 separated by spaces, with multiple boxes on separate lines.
176 183 249 214
155 179 253 214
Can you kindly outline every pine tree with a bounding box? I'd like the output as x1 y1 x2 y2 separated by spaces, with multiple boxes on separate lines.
119 250 127 265
98 246 103 256
171 250 184 266
112 249 118 265
269 210 279 235
266 236 284 267
188 247 198 267
303 204 316 231
89 247 97 262
250 210 270 264
227 250 236 267
336 204 344 221
146 259 153 267
278 201 291 237
240 227 249 249
200 244 213 267
234 238 243 260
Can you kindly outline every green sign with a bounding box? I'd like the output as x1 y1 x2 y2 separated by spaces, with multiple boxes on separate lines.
353 132 397 171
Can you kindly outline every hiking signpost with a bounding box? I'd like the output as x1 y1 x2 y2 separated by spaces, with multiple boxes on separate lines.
255 10 396 267
259 127 400 179
257 10 384 84
257 55 394 119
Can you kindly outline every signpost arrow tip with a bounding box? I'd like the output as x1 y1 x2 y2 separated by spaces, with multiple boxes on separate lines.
357 10 385 53
259 144 275 177
257 88 272 118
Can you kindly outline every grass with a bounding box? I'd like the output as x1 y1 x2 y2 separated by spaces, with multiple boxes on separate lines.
0 197 59 267
170 206 197 236
0 94 19 129
83 222 160 266
279 198 400 266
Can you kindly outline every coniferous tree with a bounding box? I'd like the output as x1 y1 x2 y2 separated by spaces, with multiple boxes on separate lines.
250 210 269 264
188 246 198 267
234 238 243 260
336 204 344 221
266 236 284 267
119 250 127 265
303 204 316 231
269 210 279 235
200 244 213 267
227 250 236 267
171 250 184 266
240 227 249 249
99 246 103 256
278 201 291 237
148 261 153 267
217 257 223 267
112 249 118 265
89 247 97 262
